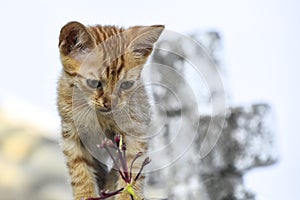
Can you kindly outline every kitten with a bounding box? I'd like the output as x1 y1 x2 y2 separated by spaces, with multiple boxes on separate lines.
57 21 164 200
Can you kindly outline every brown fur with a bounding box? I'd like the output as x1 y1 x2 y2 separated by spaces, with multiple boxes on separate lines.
57 21 164 200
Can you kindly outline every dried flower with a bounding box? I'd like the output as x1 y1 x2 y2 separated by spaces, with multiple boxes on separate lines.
86 135 151 200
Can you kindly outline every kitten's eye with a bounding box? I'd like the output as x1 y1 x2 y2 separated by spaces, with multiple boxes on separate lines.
86 79 102 89
120 81 134 90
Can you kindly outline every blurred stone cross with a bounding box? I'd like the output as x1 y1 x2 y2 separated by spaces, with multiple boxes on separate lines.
143 30 278 200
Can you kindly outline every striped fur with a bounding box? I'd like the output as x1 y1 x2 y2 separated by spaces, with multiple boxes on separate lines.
57 21 164 200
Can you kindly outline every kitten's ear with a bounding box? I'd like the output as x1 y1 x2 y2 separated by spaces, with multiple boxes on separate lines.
59 21 95 57
127 25 165 58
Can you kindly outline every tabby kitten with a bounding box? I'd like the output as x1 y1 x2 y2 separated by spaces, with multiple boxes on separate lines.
57 21 164 200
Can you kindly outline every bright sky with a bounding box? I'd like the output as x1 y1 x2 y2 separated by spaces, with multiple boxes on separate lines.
1 0 299 199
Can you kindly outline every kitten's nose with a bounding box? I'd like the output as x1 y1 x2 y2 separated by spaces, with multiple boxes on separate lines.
103 99 111 110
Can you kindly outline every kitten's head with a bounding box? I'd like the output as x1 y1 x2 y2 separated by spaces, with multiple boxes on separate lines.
58 21 164 114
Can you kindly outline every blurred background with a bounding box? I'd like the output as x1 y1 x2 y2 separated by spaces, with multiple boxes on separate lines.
0 0 299 199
